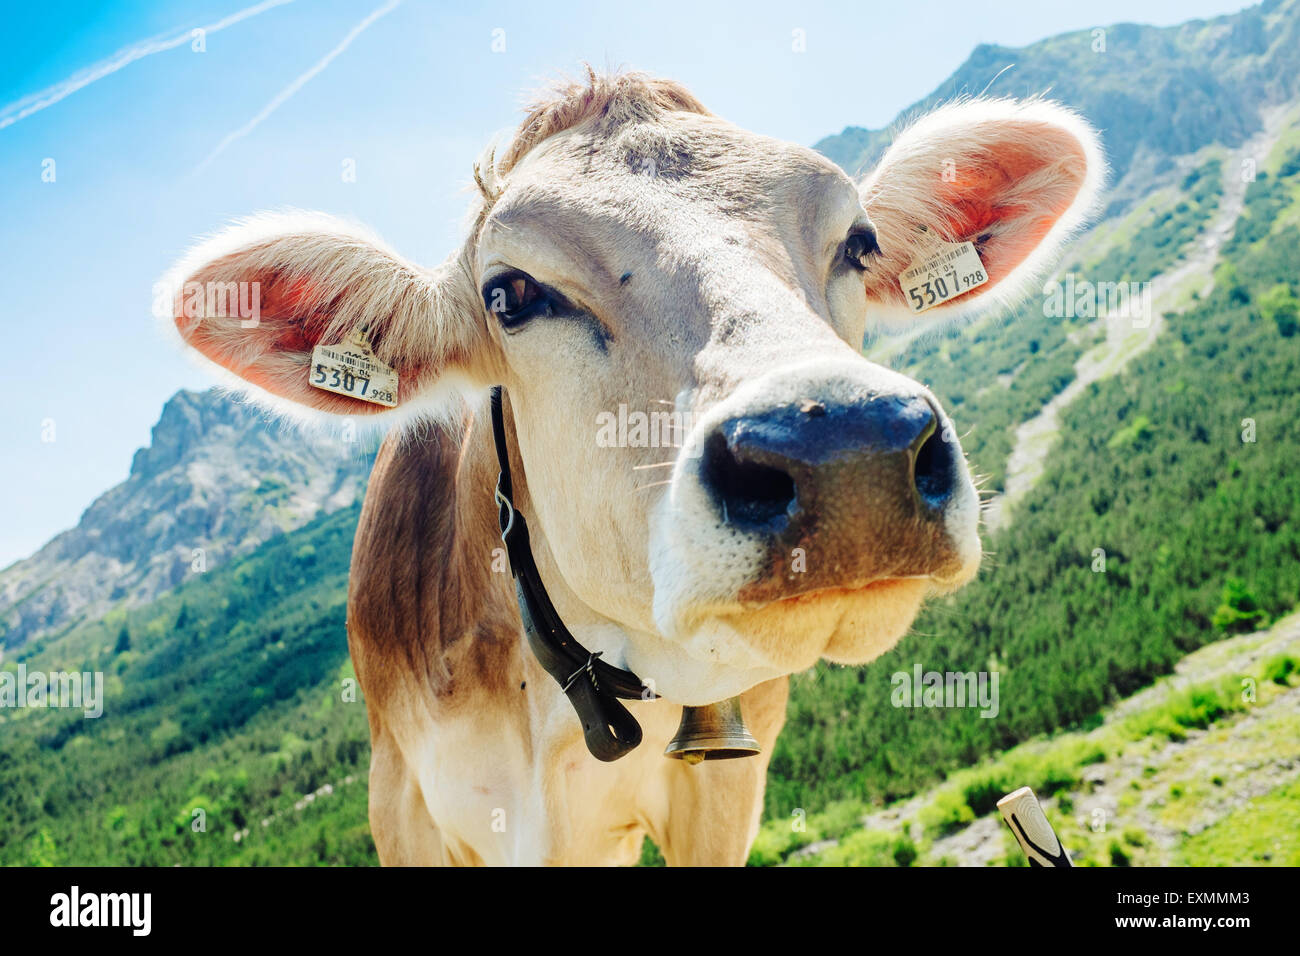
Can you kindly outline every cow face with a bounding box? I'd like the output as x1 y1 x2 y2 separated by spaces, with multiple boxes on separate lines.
166 74 1102 704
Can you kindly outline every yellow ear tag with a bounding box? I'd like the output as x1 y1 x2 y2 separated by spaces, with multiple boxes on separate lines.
309 328 399 407
897 227 989 314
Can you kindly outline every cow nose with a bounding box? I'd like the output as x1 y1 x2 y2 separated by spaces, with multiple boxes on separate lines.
701 395 956 535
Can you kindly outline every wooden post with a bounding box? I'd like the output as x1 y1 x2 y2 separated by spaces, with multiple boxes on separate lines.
997 786 1073 867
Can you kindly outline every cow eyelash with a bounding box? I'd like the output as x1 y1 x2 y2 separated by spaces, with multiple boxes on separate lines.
482 271 557 329
843 227 881 271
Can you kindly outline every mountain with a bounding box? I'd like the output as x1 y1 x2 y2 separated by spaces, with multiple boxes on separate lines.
816 0 1300 215
0 389 373 652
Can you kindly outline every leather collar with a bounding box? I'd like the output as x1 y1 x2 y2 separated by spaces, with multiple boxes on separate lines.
489 386 656 761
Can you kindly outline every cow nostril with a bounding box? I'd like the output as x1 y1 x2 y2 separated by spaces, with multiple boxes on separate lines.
912 417 957 509
703 430 797 533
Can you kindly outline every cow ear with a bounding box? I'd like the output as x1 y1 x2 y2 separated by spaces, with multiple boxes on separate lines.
159 211 496 422
858 98 1105 324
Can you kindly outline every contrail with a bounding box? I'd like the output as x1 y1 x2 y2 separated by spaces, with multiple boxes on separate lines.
0 0 295 132
192 0 401 175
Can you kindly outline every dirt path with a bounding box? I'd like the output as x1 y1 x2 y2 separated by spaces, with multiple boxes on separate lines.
982 107 1290 533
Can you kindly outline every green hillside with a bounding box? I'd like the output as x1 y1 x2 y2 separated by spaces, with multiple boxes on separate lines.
0 506 376 866
752 613 1300 866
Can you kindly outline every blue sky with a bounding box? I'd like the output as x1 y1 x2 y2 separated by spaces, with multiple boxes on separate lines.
0 0 1255 568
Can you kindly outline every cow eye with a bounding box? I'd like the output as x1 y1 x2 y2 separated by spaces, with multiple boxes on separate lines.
844 226 881 270
483 271 552 328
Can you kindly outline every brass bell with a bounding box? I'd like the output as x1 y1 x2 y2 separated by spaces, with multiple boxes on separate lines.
664 696 760 764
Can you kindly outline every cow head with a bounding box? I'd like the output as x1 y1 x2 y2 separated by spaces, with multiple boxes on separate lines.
166 72 1102 704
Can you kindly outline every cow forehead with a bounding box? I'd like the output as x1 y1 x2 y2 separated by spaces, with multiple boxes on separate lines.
519 108 849 185
479 111 863 260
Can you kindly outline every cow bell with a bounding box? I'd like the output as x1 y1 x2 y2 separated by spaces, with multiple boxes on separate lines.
664 696 760 764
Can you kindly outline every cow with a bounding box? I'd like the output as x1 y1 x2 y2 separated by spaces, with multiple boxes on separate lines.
165 70 1103 865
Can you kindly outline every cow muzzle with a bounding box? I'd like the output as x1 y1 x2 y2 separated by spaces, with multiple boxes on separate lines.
699 389 965 601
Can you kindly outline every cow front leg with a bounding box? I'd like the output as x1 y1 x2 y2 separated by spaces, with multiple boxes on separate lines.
368 727 452 866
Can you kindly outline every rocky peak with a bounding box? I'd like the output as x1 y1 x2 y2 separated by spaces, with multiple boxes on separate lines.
0 389 375 650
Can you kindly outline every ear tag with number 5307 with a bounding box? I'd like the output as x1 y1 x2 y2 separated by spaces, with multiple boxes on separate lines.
898 228 989 314
309 328 399 407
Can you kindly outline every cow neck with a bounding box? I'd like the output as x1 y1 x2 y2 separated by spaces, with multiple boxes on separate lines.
489 386 657 762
